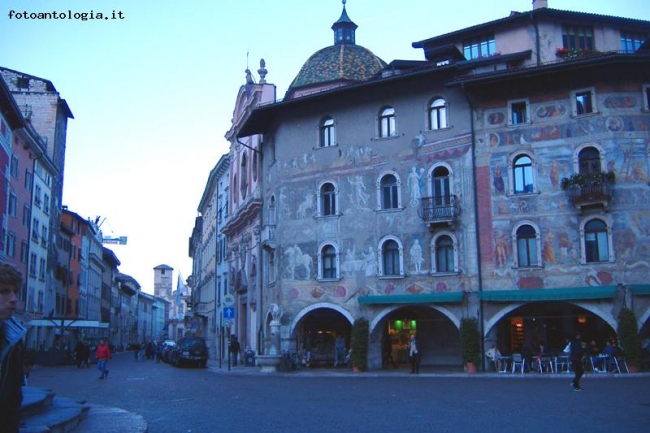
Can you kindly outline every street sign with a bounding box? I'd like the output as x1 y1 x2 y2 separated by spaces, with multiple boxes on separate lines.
223 294 235 307
223 306 235 320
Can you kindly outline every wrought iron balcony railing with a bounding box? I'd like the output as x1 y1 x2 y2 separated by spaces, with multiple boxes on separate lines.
418 195 460 225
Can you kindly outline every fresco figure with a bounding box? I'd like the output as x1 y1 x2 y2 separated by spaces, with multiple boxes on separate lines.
407 167 423 206
347 175 370 206
285 245 312 280
410 239 424 273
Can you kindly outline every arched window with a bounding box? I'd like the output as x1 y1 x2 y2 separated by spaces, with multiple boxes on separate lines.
578 146 601 174
380 174 399 209
268 195 276 225
379 106 396 138
513 155 534 194
431 166 451 206
428 98 448 130
516 224 539 267
320 182 337 216
320 117 335 147
321 244 337 279
584 219 609 262
435 235 455 273
380 239 402 277
240 153 248 200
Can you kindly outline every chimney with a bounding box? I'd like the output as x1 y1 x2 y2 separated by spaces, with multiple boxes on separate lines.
532 0 548 9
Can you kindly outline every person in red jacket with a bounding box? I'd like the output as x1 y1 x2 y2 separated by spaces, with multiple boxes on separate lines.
96 338 112 379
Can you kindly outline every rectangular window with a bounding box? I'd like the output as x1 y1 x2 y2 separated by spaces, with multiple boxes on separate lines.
562 25 594 51
10 155 19 178
510 100 528 125
29 253 37 277
41 226 48 247
43 194 50 214
34 185 42 208
8 193 17 217
620 31 647 53
25 170 32 190
573 88 596 116
32 218 39 242
39 258 46 280
21 241 28 263
22 204 30 227
5 232 16 257
463 33 496 59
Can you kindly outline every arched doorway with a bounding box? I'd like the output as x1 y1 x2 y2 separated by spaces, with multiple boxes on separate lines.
487 301 616 361
371 306 460 369
291 307 352 367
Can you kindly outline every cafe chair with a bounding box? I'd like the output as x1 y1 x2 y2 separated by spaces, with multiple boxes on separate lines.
511 353 526 374
609 356 629 373
537 355 555 373
555 355 571 373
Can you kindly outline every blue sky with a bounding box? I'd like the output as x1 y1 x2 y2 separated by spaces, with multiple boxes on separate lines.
1 0 649 293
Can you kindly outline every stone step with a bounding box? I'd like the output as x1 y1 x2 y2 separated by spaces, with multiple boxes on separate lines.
19 387 147 433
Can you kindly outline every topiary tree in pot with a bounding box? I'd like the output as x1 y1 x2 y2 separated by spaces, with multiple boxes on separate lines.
350 317 369 372
617 307 643 371
460 317 481 373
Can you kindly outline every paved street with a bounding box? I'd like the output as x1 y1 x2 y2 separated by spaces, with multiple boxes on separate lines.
27 352 650 433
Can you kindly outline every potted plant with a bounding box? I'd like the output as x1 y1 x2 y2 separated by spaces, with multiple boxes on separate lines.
560 171 615 190
617 307 643 372
350 317 369 372
460 317 481 373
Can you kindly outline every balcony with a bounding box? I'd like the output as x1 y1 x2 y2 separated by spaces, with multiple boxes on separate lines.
561 172 615 211
261 224 276 249
418 195 460 226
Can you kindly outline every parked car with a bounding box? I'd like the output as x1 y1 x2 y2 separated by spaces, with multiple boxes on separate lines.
170 337 209 368
161 340 177 364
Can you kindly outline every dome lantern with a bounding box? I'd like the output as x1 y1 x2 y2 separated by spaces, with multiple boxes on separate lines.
332 0 357 46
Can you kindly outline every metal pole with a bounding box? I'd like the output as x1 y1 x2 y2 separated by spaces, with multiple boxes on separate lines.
227 326 231 371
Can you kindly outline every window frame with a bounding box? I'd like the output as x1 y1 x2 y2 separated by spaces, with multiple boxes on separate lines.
575 145 604 175
431 232 459 274
513 223 541 268
317 181 339 218
571 87 597 117
462 33 496 59
378 236 404 278
509 152 537 195
508 99 530 126
561 24 594 51
620 30 647 53
580 217 614 264
378 106 397 138
319 116 336 148
427 97 449 131
376 172 402 211
317 242 340 281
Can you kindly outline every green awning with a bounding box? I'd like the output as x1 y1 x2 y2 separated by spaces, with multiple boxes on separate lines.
478 286 617 302
358 292 464 305
629 285 650 296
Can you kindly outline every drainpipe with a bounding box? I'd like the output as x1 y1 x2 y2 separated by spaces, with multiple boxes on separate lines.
531 11 541 66
461 82 486 370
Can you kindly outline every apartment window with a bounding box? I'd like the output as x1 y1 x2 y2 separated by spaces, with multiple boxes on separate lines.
10 155 18 178
584 219 609 263
8 193 17 217
319 116 335 147
21 241 28 263
22 204 30 226
5 232 15 257
562 25 594 51
513 154 534 194
379 238 402 277
434 235 455 273
380 174 399 210
620 31 647 53
29 253 37 277
379 106 396 138
31 218 39 242
463 33 496 59
34 185 42 207
24 170 32 190
509 100 528 125
320 182 337 216
319 243 338 279
43 194 50 214
41 226 48 247
16 77 29 89
39 258 46 280
428 98 448 130
516 225 539 267
572 88 596 116
268 250 276 283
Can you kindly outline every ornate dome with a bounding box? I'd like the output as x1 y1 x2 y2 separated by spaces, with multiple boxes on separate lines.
289 44 386 90
285 1 386 98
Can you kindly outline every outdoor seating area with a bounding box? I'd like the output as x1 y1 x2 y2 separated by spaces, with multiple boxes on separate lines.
488 352 631 374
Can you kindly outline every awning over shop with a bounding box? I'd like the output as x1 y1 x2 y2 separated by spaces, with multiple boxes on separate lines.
478 286 617 302
28 319 109 329
629 285 650 296
358 292 464 305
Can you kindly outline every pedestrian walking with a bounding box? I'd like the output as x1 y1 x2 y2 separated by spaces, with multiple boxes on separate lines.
409 334 420 374
96 338 112 379
0 264 27 433
570 333 585 391
229 336 241 366
74 341 90 368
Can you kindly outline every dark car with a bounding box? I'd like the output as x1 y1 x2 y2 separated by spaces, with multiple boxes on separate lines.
170 337 209 368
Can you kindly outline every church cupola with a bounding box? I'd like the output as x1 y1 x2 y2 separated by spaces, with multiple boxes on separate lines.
332 0 357 46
